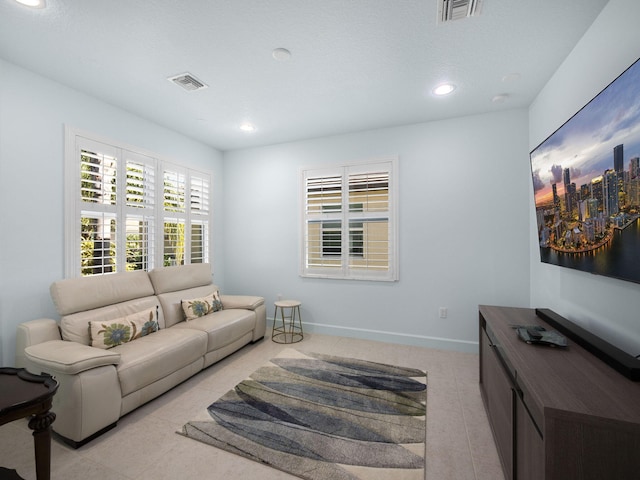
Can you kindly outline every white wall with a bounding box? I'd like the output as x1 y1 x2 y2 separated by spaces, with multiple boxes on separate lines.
4 1 637 364
0 58 530 365
0 59 224 365
223 109 531 352
529 0 640 355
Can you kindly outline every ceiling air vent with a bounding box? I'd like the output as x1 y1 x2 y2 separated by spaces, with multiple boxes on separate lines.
438 0 482 23
168 73 208 92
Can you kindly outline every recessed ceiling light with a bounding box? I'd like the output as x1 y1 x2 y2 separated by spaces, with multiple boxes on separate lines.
15 0 46 7
239 123 255 132
433 83 456 96
272 48 292 62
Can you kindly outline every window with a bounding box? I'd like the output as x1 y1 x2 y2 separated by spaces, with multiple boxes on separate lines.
161 166 210 266
65 128 212 277
301 158 398 281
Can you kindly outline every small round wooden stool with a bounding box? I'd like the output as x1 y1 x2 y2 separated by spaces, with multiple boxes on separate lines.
271 300 303 344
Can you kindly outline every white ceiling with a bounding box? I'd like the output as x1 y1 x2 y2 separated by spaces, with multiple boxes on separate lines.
0 0 609 151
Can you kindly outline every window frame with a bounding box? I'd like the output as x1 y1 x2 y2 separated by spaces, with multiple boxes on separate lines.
300 157 398 281
64 127 212 278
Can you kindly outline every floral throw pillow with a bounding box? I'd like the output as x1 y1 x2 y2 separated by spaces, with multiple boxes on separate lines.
182 291 223 321
89 309 159 349
127 309 159 337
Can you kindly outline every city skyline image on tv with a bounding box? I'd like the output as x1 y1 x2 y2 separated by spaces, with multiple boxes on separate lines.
530 57 640 284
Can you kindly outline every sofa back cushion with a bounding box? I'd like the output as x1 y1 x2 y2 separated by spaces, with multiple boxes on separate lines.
157 285 219 328
148 263 212 294
50 270 154 316
60 296 164 345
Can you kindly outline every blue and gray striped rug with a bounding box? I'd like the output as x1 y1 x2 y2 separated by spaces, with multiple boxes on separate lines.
180 349 427 480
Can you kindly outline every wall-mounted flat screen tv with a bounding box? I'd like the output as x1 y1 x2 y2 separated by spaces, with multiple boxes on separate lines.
530 57 640 284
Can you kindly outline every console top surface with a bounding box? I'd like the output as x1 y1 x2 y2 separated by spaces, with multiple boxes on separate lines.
479 305 640 424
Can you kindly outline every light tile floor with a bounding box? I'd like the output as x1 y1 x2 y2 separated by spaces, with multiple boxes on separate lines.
0 333 505 480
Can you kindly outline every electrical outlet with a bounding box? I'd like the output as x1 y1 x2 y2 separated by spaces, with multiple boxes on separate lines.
277 293 283 301
439 307 448 319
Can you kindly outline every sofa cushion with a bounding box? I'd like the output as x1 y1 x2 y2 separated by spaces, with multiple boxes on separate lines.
89 309 159 349
148 263 212 294
61 296 163 345
51 270 154 316
113 328 207 396
182 291 223 321
172 309 255 353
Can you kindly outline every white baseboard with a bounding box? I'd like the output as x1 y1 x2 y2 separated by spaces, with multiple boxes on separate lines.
266 318 479 354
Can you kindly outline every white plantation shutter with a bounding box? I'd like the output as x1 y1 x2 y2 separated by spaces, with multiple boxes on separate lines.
80 148 117 206
163 169 186 213
125 214 153 271
347 170 391 272
80 211 117 275
301 158 398 281
190 175 209 214
304 170 343 270
124 151 156 271
65 128 212 277
162 166 186 266
162 165 210 266
162 217 185 266
125 152 155 209
77 139 119 275
190 175 210 264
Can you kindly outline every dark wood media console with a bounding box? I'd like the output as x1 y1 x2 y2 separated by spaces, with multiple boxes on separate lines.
479 305 640 480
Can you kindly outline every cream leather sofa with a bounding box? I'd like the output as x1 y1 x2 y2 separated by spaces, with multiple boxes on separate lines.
15 263 265 447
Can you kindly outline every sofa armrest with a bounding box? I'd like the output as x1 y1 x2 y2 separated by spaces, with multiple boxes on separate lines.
25 340 121 376
220 295 265 311
16 318 62 368
17 318 61 344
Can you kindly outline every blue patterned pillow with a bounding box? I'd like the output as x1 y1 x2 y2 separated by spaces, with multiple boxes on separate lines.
89 309 159 349
181 291 223 321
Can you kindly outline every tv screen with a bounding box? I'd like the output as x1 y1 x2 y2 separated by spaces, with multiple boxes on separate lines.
530 57 640 284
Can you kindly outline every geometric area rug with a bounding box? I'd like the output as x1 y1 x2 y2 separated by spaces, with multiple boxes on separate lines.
179 349 427 480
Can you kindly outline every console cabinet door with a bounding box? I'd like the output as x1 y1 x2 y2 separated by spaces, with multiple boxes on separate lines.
480 329 514 479
516 395 544 480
